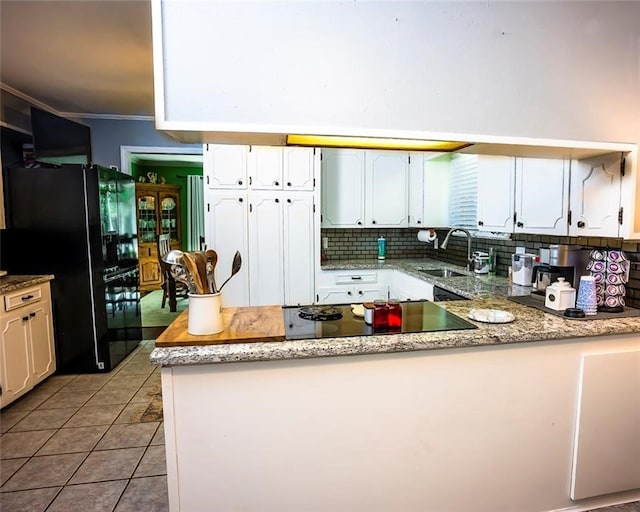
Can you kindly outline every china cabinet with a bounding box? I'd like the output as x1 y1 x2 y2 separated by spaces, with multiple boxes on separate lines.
135 183 181 291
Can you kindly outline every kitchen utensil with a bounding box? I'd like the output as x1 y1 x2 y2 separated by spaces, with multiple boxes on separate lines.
472 251 489 274
194 252 209 294
205 249 218 294
218 251 242 291
181 252 206 294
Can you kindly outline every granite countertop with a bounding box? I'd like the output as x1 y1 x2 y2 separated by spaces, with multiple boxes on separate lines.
150 258 640 367
0 274 55 294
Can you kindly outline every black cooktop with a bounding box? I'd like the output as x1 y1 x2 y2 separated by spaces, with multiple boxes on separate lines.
283 301 477 340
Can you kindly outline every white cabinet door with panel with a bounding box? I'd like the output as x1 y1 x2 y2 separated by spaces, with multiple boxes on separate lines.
569 153 622 237
423 154 451 227
515 158 569 235
248 146 283 190
248 192 284 306
321 149 365 227
204 144 248 189
390 271 434 301
365 151 408 227
283 147 315 191
205 191 250 306
283 194 315 306
0 283 56 409
408 153 425 227
477 155 515 233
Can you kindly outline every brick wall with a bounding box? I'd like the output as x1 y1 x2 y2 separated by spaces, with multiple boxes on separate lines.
321 228 640 308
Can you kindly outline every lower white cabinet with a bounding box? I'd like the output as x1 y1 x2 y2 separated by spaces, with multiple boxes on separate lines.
315 270 388 304
0 282 56 409
389 271 434 301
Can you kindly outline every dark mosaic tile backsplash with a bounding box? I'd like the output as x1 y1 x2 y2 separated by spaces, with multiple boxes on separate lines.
321 228 640 308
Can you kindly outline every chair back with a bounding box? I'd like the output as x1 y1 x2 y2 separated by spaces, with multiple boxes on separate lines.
158 234 171 261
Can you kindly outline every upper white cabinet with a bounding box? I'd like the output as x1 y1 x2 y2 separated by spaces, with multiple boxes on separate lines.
408 153 425 227
569 153 623 238
321 149 366 227
322 149 410 228
205 145 315 192
515 158 569 236
365 151 409 227
204 144 248 189
476 155 515 232
423 154 451 227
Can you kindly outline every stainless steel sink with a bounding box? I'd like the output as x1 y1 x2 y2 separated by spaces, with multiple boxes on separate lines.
418 268 467 278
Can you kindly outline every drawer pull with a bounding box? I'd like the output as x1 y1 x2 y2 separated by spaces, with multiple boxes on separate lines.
351 276 362 280
21 295 34 301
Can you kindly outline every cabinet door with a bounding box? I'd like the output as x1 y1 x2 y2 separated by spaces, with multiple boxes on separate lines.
477 155 515 232
136 192 158 244
354 285 387 302
365 151 409 227
321 149 365 227
283 147 315 191
408 153 425 227
0 314 32 408
204 144 248 189
248 192 284 306
248 146 283 190
424 154 451 227
515 158 569 235
206 191 250 306
316 287 355 305
28 305 56 382
569 153 622 237
159 190 181 243
283 194 315 306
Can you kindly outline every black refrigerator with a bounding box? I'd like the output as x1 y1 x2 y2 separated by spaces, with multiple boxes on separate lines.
1 164 142 373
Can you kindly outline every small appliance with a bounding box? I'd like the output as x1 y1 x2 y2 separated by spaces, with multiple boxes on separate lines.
548 244 591 288
512 253 538 286
472 251 490 274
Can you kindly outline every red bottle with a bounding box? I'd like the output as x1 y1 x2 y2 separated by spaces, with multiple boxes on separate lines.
387 299 402 329
373 300 388 329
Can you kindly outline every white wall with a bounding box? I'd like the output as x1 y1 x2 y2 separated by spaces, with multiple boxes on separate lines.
158 1 640 144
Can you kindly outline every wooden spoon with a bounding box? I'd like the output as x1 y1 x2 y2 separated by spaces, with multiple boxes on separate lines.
181 252 206 294
194 251 210 294
205 249 218 294
218 251 242 292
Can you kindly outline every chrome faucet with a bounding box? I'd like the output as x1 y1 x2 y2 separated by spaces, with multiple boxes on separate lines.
440 227 473 270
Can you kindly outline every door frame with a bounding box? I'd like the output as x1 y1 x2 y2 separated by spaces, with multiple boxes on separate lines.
120 145 202 175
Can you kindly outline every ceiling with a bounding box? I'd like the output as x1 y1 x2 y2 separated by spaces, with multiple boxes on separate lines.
0 0 154 117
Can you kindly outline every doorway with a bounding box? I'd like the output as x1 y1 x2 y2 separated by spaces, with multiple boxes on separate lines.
121 146 204 330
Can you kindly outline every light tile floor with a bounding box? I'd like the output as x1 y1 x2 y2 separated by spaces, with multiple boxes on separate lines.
0 340 168 512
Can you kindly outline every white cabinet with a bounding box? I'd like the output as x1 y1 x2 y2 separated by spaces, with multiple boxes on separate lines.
569 153 623 237
283 194 315 306
321 149 365 227
365 151 408 227
514 158 569 235
423 154 451 227
389 271 434 301
321 149 409 228
204 144 248 189
315 270 388 304
248 192 284 305
205 191 250 307
205 145 318 307
0 282 56 409
476 155 516 232
408 153 425 227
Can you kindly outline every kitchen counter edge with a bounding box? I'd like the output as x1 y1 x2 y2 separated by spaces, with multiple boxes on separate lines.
0 275 55 294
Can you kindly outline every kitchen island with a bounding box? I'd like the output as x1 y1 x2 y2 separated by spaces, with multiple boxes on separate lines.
150 262 640 512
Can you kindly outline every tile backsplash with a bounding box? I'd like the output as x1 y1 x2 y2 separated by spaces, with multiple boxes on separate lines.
321 228 640 308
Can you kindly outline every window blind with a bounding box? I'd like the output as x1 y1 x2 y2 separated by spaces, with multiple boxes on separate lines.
448 154 478 228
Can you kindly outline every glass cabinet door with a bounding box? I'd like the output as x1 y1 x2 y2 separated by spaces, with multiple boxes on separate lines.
137 194 157 243
159 192 180 242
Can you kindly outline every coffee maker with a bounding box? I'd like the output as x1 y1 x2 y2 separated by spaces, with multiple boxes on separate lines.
548 244 591 288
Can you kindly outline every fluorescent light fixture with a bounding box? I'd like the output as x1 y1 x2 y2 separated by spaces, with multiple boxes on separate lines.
286 134 470 151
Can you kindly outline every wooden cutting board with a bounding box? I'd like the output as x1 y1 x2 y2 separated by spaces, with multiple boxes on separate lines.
155 305 285 347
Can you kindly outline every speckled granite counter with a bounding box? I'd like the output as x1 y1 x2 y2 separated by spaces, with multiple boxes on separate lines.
150 258 640 367
0 274 54 294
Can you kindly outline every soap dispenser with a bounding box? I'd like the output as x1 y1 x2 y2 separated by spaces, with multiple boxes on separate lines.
377 237 386 260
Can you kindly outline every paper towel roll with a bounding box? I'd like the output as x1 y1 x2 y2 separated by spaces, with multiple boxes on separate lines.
417 230 437 243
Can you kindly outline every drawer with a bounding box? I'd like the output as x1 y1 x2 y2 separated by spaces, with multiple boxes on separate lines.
4 286 43 312
335 272 378 285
